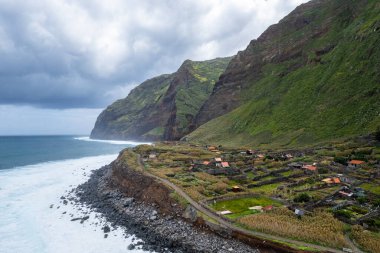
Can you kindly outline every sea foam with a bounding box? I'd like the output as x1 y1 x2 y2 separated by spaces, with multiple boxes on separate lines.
0 155 150 253
74 136 152 146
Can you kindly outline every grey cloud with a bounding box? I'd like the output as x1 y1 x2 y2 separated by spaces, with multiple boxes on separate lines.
0 0 307 109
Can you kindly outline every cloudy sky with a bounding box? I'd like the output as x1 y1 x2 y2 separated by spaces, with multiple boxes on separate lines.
0 0 308 135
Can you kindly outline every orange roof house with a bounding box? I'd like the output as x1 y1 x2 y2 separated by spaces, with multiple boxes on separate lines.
203 161 210 165
221 162 230 168
302 165 317 171
348 160 365 165
322 177 341 184
348 160 365 168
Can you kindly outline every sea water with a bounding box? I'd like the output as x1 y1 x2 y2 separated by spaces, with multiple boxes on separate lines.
0 136 151 253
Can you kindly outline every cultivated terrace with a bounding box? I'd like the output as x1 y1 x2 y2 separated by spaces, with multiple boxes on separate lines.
124 135 380 253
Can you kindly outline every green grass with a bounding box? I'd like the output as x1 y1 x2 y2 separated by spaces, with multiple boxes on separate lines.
250 183 282 194
92 57 231 140
360 183 380 195
187 0 380 148
211 196 281 216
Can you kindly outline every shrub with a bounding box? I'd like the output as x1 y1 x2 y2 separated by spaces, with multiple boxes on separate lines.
375 126 380 141
357 197 367 205
334 156 348 165
318 167 329 174
294 193 311 203
334 209 352 219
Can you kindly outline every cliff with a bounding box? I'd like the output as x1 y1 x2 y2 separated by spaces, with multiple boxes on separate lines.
91 57 231 141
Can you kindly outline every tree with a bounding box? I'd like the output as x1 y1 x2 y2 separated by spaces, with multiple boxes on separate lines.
294 193 311 203
376 126 380 141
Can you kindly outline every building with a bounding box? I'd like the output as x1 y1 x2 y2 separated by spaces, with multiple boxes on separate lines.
348 160 365 169
263 205 273 211
221 162 230 168
295 208 305 216
232 186 241 192
322 177 341 184
285 154 293 159
302 165 317 172
249 206 263 212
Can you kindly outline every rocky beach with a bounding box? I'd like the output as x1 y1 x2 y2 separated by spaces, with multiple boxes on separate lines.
67 162 260 253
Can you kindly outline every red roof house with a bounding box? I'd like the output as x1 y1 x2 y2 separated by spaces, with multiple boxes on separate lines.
263 205 273 211
348 160 365 168
221 162 230 168
302 165 317 171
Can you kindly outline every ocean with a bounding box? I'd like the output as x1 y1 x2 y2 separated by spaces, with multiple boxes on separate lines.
0 136 151 253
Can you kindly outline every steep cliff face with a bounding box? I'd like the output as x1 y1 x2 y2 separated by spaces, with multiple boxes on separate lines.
189 0 380 147
91 57 231 141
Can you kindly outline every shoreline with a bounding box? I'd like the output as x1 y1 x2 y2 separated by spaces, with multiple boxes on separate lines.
72 164 261 253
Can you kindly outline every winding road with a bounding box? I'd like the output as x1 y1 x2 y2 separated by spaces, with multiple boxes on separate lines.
137 155 362 253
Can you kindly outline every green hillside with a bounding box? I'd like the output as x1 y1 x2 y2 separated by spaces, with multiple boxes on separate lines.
187 0 380 147
91 57 231 140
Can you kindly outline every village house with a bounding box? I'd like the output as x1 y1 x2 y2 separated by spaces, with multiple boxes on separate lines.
221 162 230 168
249 206 263 212
294 208 305 217
302 164 317 174
232 185 242 192
285 153 293 159
322 177 341 184
348 160 365 169
337 174 355 184
263 205 273 211
256 154 265 160
148 153 157 159
339 188 354 198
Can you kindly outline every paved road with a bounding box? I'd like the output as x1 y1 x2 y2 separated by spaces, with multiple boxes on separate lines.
137 155 358 253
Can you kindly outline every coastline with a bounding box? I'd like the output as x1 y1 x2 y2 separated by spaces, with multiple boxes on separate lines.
0 153 144 253
72 162 261 252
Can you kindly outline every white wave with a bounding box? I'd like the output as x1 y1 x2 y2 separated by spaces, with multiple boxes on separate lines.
0 155 152 253
74 136 152 145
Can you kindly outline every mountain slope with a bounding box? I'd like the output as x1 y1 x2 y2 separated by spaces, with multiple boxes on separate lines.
187 0 380 147
91 57 231 141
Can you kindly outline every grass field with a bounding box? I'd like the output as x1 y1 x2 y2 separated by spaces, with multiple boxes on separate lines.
239 208 349 249
211 196 282 219
360 183 380 195
249 183 282 194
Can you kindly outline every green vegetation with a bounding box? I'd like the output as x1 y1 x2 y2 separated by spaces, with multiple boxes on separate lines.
294 193 311 203
360 183 380 195
211 196 281 216
240 208 349 248
127 137 379 252
91 57 231 140
187 0 380 148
